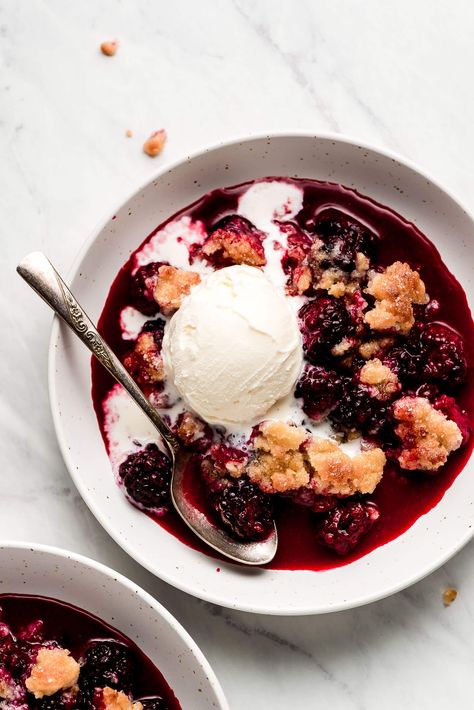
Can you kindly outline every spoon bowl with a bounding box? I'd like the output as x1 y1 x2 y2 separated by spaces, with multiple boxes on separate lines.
17 251 278 566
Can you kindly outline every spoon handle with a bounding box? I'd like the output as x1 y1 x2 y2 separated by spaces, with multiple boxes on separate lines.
17 251 179 456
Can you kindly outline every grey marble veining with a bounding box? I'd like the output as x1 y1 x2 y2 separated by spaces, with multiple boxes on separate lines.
1 1 473 708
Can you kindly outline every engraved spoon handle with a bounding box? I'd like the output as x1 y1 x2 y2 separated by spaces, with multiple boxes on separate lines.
17 251 180 456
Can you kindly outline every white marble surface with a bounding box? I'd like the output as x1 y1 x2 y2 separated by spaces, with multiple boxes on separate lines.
1 1 474 707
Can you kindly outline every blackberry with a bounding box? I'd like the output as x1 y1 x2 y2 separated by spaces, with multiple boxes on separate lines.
413 299 441 322
329 380 392 438
295 364 344 421
79 640 134 698
140 318 166 348
384 322 467 389
17 619 44 642
318 500 380 555
130 262 165 315
415 323 467 387
289 488 338 513
209 478 274 542
0 635 37 679
280 223 313 273
201 215 266 268
298 296 353 363
313 209 377 271
34 689 76 710
119 444 172 512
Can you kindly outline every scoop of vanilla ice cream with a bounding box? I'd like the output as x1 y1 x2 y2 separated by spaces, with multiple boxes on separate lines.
162 265 303 427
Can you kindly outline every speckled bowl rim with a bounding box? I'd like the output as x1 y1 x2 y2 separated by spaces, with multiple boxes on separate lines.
48 130 474 615
0 541 229 709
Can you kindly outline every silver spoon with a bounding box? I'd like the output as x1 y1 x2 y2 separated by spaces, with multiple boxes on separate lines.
17 252 278 565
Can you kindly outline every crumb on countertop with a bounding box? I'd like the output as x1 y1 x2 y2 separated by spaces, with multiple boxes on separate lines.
443 587 458 606
143 129 167 157
100 40 118 56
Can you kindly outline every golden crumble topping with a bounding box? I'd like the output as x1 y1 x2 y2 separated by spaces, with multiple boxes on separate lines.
364 261 428 334
101 688 143 710
247 421 385 496
134 333 164 380
201 449 246 480
354 252 370 274
256 421 307 452
358 336 395 360
247 421 309 493
152 265 200 315
25 648 80 699
306 438 385 496
202 229 266 267
331 337 355 357
0 678 16 700
315 267 349 298
123 332 165 385
225 460 246 478
309 241 370 298
359 358 399 400
393 396 462 471
288 263 313 296
175 411 208 448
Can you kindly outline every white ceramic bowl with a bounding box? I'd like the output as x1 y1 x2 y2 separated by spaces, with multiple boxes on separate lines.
0 542 228 708
49 132 474 615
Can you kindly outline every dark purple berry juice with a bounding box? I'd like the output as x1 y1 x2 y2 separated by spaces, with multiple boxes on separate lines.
92 177 474 571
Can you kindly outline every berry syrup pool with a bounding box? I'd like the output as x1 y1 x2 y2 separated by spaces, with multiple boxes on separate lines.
91 177 474 571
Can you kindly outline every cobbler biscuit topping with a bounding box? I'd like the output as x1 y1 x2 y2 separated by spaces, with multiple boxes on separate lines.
393 396 463 470
152 265 200 315
364 261 428 334
306 439 385 496
123 332 165 387
25 648 80 698
358 336 395 360
174 411 212 453
101 687 143 710
310 240 371 298
247 421 385 497
359 358 399 400
248 421 309 493
198 215 267 267
0 675 21 702
93 177 473 564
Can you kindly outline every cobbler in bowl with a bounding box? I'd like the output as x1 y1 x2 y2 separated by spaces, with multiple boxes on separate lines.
0 594 179 710
91 177 473 570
